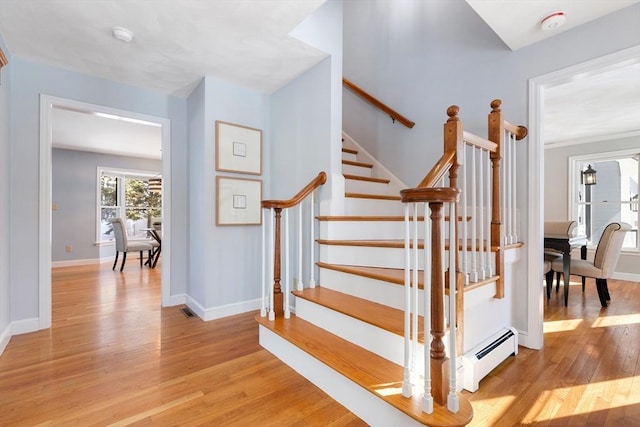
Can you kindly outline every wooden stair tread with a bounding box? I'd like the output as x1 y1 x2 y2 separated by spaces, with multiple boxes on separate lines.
342 159 373 168
342 147 358 155
317 238 499 252
293 287 416 339
346 192 401 200
256 314 473 426
343 174 390 184
318 262 500 291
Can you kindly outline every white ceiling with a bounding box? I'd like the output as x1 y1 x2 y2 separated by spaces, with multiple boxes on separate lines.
1 0 639 156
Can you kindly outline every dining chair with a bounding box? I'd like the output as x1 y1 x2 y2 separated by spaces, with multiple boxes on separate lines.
110 218 154 272
551 222 630 307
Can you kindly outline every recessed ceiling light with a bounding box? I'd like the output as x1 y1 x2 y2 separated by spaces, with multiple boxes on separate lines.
112 26 134 43
540 11 566 31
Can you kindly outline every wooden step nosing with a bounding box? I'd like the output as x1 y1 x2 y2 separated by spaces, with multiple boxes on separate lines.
343 174 391 184
345 193 401 201
342 159 373 168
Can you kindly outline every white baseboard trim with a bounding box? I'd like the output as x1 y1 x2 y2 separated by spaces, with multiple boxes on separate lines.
0 323 11 356
166 293 187 307
612 272 640 282
11 317 41 335
185 296 261 322
52 257 110 268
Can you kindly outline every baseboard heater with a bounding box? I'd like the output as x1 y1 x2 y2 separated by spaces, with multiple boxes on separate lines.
462 327 518 392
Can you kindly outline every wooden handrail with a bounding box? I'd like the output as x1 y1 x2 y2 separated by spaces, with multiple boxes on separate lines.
417 150 455 188
262 172 327 209
400 187 460 204
342 78 415 129
462 131 498 152
0 48 7 68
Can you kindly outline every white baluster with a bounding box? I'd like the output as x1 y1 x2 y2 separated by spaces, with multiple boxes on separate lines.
260 209 267 317
485 149 493 276
469 149 478 282
447 203 459 413
412 203 419 384
309 192 316 288
510 132 517 243
268 208 275 321
504 129 511 245
284 209 290 319
461 145 468 285
402 204 412 398
422 202 433 414
297 202 303 291
478 149 486 280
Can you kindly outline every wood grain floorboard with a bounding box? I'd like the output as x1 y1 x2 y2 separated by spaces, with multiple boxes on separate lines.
0 264 638 426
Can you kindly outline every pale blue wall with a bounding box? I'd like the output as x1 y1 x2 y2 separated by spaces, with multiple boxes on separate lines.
187 75 269 312
9 58 188 322
0 36 12 348
52 148 162 262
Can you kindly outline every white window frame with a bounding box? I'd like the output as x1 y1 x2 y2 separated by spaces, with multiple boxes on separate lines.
96 166 161 245
568 148 640 253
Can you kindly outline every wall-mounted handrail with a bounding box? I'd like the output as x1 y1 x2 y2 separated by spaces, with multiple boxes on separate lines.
343 78 415 129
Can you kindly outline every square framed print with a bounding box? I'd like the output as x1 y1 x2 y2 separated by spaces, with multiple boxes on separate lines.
216 176 262 225
215 120 262 175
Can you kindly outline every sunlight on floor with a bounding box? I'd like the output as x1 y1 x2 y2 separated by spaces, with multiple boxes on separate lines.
523 377 640 422
467 395 516 425
543 318 583 333
591 313 640 328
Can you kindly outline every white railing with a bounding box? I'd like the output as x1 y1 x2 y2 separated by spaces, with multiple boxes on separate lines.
503 127 519 245
260 172 326 320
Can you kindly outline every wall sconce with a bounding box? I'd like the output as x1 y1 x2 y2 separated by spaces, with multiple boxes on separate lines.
631 194 638 213
581 164 597 185
148 178 162 194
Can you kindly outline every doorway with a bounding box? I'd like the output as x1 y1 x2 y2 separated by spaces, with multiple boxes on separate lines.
39 95 172 329
526 45 640 349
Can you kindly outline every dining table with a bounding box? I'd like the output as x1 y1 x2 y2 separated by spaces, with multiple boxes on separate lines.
543 232 588 306
143 228 161 268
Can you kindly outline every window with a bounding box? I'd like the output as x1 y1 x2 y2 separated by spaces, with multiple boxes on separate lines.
98 168 162 243
570 150 639 251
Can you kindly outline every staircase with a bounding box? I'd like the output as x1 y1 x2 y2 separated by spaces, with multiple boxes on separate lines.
257 137 473 426
257 100 527 426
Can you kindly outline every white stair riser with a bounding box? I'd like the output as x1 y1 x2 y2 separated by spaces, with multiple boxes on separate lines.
319 267 429 314
342 163 372 177
320 220 416 240
259 327 425 427
320 244 426 270
344 178 391 195
342 152 358 162
295 297 415 367
344 198 405 216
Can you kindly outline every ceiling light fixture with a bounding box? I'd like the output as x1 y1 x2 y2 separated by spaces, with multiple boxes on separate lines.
540 11 566 31
112 26 134 43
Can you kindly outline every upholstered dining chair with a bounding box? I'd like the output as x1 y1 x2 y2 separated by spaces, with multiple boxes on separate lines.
110 218 154 272
551 222 630 307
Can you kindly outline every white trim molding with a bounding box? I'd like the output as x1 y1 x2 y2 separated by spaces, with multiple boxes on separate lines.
40 95 172 331
527 45 640 351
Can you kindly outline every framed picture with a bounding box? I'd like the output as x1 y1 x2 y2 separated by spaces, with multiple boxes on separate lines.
215 120 262 175
216 176 262 225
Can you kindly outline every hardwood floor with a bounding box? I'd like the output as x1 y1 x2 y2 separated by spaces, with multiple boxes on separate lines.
0 264 638 426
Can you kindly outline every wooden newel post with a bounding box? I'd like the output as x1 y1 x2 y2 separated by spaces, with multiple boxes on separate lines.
429 201 450 406
273 208 284 317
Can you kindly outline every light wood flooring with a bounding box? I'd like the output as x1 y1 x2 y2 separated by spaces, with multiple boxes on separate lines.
0 264 638 426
